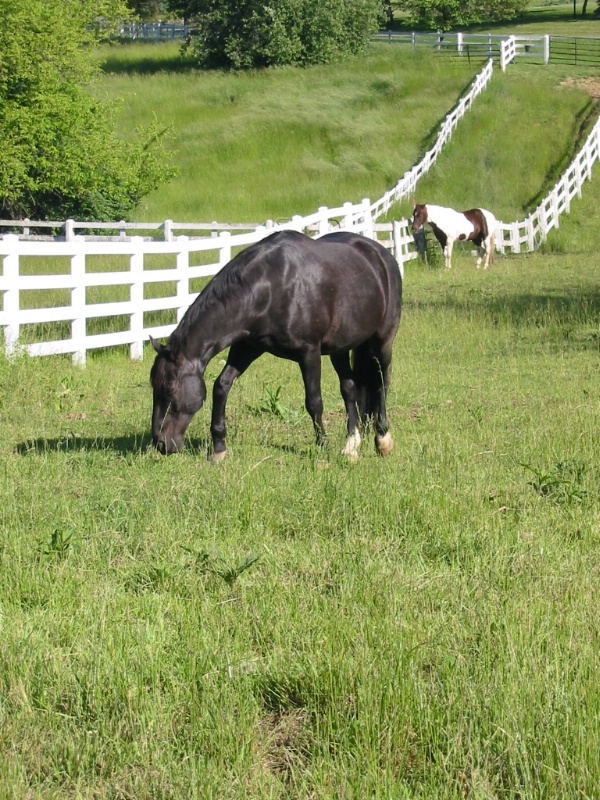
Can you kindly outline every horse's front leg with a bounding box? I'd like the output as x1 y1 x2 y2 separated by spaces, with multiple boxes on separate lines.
209 343 260 463
476 245 484 269
330 352 361 462
299 349 326 448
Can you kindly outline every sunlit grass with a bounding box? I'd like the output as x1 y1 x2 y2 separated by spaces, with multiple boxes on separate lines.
1 245 599 797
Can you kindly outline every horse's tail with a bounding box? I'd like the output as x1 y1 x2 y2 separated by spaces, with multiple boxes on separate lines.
488 230 496 266
484 210 497 266
352 344 384 425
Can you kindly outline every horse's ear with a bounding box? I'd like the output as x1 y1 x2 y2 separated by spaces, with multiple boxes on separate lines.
412 198 416 208
150 335 163 354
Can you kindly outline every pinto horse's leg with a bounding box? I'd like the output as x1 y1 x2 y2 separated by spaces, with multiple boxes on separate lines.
298 348 327 448
330 351 361 462
209 342 261 463
445 237 454 270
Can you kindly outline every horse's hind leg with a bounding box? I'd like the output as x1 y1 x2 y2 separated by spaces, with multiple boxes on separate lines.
353 341 394 457
299 348 327 448
330 351 361 462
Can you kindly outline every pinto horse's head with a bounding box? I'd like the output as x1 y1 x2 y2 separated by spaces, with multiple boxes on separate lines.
150 334 206 454
411 201 428 233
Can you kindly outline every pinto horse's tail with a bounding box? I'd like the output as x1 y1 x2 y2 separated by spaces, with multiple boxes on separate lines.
352 344 384 425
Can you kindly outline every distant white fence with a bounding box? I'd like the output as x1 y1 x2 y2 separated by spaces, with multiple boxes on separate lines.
495 111 600 254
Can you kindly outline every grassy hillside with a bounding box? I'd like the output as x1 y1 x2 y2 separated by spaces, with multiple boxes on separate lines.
96 44 596 226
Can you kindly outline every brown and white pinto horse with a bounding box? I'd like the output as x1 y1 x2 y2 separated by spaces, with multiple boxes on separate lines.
411 202 497 269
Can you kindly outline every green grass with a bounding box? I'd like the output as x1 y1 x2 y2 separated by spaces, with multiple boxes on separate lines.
3 35 600 798
94 45 480 222
1 241 599 798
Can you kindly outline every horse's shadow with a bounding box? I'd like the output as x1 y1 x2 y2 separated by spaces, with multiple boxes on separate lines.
15 434 210 457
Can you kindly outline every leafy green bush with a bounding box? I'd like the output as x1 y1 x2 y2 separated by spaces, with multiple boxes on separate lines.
183 0 386 69
0 0 175 221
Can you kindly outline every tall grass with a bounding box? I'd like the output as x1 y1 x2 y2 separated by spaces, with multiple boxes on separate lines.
96 45 477 222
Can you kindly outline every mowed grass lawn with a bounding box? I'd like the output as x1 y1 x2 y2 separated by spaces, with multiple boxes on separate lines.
1 234 599 796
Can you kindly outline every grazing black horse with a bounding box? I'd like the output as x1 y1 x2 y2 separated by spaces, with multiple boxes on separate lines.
150 229 402 462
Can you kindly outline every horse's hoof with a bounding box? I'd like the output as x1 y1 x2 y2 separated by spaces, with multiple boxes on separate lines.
342 431 361 463
208 450 227 464
375 432 393 457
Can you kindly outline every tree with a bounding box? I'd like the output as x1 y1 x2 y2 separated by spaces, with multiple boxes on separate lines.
396 0 527 31
126 0 170 21
177 0 386 70
0 0 175 221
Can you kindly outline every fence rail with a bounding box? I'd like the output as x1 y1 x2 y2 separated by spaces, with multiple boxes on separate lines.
376 31 600 67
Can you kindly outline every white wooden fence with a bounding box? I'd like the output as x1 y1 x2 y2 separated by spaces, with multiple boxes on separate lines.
0 200 415 365
495 111 600 254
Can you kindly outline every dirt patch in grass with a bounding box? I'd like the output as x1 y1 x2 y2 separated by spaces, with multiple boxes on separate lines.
560 76 600 99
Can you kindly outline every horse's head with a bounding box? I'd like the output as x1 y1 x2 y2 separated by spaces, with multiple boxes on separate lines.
150 334 206 454
411 202 428 233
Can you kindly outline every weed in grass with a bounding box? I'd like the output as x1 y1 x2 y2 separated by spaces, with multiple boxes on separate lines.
182 545 260 586
40 529 73 559
249 384 300 424
521 459 588 504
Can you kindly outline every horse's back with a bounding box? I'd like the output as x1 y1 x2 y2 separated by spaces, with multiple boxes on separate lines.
242 230 401 353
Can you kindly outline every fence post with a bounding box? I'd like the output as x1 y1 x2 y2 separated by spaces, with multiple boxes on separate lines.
65 219 75 242
551 189 560 229
218 231 232 269
1 234 20 357
318 206 329 236
129 237 144 360
164 219 173 242
362 198 374 239
176 236 190 323
392 220 405 280
71 239 87 366
526 216 535 252
291 215 305 233
544 34 550 65
342 202 354 230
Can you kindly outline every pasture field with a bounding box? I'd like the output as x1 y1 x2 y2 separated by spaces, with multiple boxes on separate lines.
1 230 599 796
2 37 600 799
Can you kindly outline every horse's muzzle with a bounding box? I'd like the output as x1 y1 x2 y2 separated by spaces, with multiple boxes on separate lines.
154 436 182 455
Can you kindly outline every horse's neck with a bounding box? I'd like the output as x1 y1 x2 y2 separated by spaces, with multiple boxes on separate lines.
179 297 248 368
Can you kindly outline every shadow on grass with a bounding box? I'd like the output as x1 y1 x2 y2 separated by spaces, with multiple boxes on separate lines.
100 45 197 75
15 433 211 457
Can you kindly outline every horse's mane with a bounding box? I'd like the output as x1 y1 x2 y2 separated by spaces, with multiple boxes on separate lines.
176 232 291 339
177 260 246 339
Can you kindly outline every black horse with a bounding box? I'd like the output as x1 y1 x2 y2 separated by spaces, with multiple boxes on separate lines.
150 230 402 462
